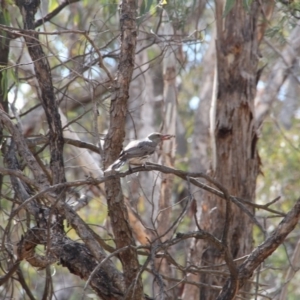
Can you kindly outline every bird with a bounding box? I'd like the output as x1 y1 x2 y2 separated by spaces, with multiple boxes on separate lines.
105 132 174 171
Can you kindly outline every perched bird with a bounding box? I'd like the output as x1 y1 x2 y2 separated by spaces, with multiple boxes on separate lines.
106 132 174 171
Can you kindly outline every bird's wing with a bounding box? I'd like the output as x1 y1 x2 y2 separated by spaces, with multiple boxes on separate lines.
121 139 156 159
123 140 141 151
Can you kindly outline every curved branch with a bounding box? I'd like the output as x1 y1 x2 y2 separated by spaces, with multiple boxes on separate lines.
27 136 101 154
0 261 20 286
17 227 125 300
217 197 300 299
34 0 80 28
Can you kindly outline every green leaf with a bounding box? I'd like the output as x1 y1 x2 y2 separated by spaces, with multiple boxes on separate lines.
243 0 253 11
140 0 154 17
223 0 236 17
48 0 57 12
138 0 154 26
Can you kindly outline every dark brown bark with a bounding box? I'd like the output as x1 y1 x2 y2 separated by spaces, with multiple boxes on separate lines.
103 0 143 299
0 4 9 114
4 1 299 298
0 109 126 299
16 0 65 189
17 227 124 300
198 1 261 299
1 2 128 298
1 104 298 300
0 0 10 203
218 197 300 299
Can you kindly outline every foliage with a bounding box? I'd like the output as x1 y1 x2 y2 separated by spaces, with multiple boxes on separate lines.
0 0 300 299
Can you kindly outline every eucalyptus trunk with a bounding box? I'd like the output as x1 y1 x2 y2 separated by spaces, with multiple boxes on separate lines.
198 1 260 299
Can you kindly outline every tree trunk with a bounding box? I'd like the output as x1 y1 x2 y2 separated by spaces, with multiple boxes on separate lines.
153 10 178 300
158 10 177 240
124 32 157 246
279 63 300 129
198 1 260 299
103 1 143 299
182 28 215 300
16 0 66 190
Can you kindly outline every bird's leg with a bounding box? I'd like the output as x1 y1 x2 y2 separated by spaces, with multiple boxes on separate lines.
143 160 151 168
128 165 133 173
128 165 140 176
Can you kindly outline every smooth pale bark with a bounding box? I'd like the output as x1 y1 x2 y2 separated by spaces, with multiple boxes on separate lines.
181 4 213 299
278 64 300 129
278 60 300 129
182 29 215 300
158 10 177 239
152 10 178 300
255 20 300 126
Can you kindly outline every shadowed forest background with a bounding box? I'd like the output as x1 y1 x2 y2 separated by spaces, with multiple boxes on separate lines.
1 0 300 299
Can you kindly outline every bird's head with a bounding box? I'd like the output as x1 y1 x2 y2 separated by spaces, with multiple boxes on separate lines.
147 132 174 143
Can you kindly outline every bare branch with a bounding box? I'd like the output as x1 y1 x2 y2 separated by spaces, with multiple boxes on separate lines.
218 197 300 299
255 20 300 125
16 0 66 189
27 135 101 154
34 0 80 28
0 262 20 286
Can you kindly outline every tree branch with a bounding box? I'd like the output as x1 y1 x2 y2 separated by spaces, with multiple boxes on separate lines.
16 0 66 191
217 197 300 299
103 0 143 299
34 0 80 28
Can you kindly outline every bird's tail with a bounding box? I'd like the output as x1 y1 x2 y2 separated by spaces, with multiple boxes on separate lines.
104 159 126 172
112 159 126 170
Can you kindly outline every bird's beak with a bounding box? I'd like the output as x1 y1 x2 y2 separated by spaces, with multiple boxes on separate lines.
161 134 175 140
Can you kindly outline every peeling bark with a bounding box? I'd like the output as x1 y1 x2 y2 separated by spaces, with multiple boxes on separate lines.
0 108 126 298
197 1 261 298
218 197 300 299
3 2 128 297
17 227 125 300
103 0 143 299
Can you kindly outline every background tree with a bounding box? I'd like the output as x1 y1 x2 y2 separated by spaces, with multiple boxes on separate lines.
1 0 300 299
183 1 261 298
